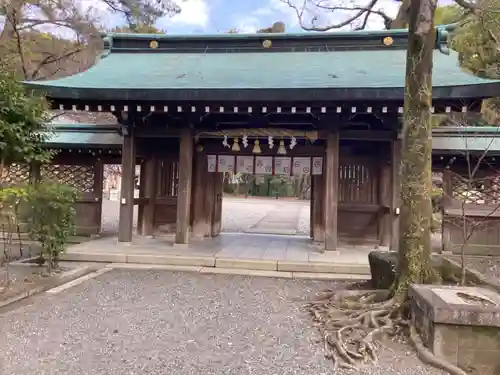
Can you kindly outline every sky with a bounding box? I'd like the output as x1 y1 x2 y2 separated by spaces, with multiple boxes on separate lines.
0 0 402 37
124 0 401 33
0 0 454 37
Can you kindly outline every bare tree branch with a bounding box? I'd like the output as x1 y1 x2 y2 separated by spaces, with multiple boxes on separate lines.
281 0 498 31
281 0 398 31
282 0 412 31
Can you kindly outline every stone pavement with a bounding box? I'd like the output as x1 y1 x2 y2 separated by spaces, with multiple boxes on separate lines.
63 233 375 276
100 196 311 236
245 199 303 235
0 269 445 375
83 196 378 277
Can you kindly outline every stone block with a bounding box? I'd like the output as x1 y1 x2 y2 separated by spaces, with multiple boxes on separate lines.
215 258 278 271
199 267 293 279
277 261 369 274
62 252 127 263
369 251 453 290
368 251 397 289
409 284 500 375
126 254 215 267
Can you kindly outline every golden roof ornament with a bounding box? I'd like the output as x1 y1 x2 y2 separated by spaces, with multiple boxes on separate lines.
262 39 272 48
383 37 393 46
149 40 159 49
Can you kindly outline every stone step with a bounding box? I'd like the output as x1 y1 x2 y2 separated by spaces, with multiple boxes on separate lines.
62 252 370 275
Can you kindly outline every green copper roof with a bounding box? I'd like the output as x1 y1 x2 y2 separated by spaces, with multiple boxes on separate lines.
433 126 500 152
44 124 121 148
24 27 500 103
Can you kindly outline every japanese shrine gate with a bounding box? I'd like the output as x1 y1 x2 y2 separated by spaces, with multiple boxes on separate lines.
23 25 500 251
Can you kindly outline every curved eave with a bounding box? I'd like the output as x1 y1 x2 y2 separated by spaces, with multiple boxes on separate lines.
24 82 500 103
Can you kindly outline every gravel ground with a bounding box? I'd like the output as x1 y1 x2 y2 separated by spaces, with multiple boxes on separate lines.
0 269 444 375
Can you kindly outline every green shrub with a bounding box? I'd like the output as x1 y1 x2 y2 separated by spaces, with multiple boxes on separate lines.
24 181 78 272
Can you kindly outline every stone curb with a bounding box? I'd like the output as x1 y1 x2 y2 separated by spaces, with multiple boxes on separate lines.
63 252 370 275
441 255 500 293
0 265 99 310
105 263 370 281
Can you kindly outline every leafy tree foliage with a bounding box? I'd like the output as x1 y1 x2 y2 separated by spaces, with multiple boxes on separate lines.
0 61 51 175
110 25 167 34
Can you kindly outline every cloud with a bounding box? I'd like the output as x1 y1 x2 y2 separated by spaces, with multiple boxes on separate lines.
231 1 297 33
157 0 210 30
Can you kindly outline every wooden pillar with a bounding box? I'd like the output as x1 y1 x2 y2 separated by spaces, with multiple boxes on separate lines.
93 159 104 235
204 172 215 237
441 169 453 253
378 160 392 247
312 174 325 242
390 139 402 251
192 151 209 239
141 157 157 236
118 131 136 243
310 176 314 239
137 161 146 235
324 130 339 251
175 129 194 244
211 173 223 237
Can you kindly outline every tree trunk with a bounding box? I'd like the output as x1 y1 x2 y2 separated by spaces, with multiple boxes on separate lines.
394 0 437 298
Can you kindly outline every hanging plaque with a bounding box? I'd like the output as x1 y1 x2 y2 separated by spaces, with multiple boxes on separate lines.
292 157 311 176
218 155 235 173
274 157 291 175
207 155 217 172
312 157 323 175
236 155 254 174
255 156 273 174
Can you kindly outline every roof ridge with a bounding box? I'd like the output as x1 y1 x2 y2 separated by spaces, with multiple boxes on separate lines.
98 24 455 55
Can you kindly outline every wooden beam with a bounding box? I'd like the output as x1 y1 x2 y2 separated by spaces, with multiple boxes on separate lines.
390 139 402 251
118 132 136 242
339 130 396 141
202 140 325 156
324 130 339 251
175 129 194 244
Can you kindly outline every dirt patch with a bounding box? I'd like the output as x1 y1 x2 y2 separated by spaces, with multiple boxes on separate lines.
0 265 66 301
0 262 96 306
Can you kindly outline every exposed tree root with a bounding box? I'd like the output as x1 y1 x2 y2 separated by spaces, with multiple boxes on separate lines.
305 289 401 370
306 289 468 374
409 325 468 375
